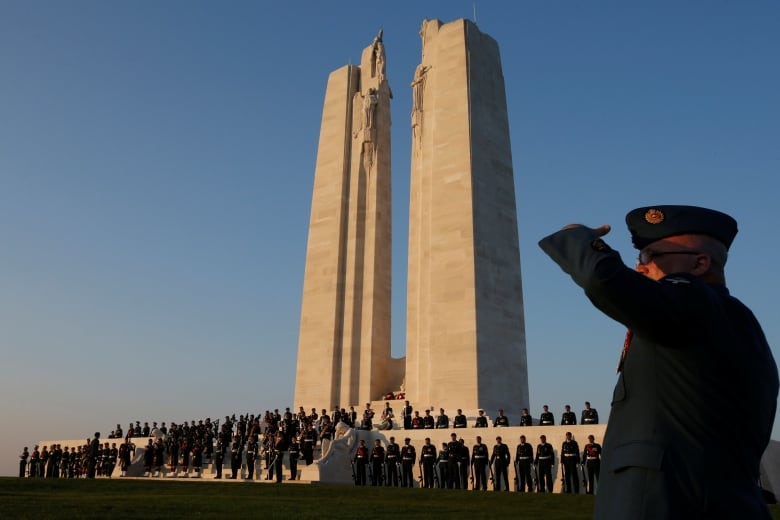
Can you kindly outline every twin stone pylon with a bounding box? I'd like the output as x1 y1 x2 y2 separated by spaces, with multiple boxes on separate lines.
294 19 528 422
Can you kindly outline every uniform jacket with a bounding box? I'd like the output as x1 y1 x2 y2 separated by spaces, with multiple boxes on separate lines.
540 226 778 519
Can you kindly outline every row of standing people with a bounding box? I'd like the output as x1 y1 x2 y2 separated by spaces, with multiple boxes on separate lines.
351 431 602 494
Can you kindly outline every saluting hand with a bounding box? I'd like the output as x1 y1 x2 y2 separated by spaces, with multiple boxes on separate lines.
561 224 611 237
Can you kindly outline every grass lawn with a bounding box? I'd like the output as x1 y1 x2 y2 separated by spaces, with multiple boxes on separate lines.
1 478 779 519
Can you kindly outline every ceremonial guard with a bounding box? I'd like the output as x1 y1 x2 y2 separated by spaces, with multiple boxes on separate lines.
119 441 133 477
385 436 400 486
354 439 369 486
582 434 602 494
515 434 534 492
29 446 40 478
493 409 510 427
411 411 424 429
371 439 385 486
580 401 599 425
402 401 413 430
453 409 467 428
437 443 449 488
191 440 203 478
561 432 580 493
179 437 190 477
19 447 29 477
301 424 316 465
435 408 449 429
458 439 470 489
400 438 416 488
471 436 489 490
423 409 435 429
142 439 154 477
420 438 437 489
230 435 242 480
109 443 119 478
535 435 554 492
272 431 285 483
168 433 179 477
152 439 164 477
539 405 554 426
519 408 533 427
490 436 511 491
213 439 224 479
288 436 300 481
445 433 461 489
245 437 258 480
561 405 577 426
60 447 70 478
474 410 488 428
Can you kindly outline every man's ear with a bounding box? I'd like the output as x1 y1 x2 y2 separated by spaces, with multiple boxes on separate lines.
691 253 711 276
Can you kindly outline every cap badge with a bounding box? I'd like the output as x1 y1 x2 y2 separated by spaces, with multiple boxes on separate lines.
644 208 665 224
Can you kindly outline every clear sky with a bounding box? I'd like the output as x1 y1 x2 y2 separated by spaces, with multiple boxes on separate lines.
1 1 778 476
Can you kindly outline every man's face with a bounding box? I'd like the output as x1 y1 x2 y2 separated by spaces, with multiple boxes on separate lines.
636 235 703 281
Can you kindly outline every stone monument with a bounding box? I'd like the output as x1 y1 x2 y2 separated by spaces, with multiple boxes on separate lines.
295 20 529 421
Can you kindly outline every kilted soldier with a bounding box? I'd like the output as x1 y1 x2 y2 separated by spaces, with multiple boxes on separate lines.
213 439 224 479
437 443 449 488
515 435 534 492
535 435 554 492
371 439 385 486
152 439 164 477
445 433 460 489
119 441 133 477
561 432 580 493
179 438 190 477
19 447 29 477
143 439 154 477
385 436 400 486
288 437 300 481
400 438 416 488
582 434 602 494
191 440 203 478
490 436 511 491
245 437 258 480
471 436 489 490
168 434 179 477
420 438 437 489
354 439 369 485
230 435 242 480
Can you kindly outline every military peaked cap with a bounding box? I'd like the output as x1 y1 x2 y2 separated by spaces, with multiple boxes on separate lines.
626 205 738 250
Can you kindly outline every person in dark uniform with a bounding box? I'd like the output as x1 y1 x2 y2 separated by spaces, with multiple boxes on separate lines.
411 411 424 429
420 437 437 489
445 433 460 489
422 409 435 429
561 405 577 426
539 405 554 426
230 435 242 480
539 205 779 518
370 439 385 486
245 437 258 480
87 433 100 479
110 443 120 478
519 408 533 427
213 439 224 479
119 440 133 477
143 439 154 477
453 409 467 428
515 434 534 492
353 439 368 486
402 401 413 430
29 446 40 478
179 438 190 477
288 436 300 481
435 408 449 429
458 439 470 489
490 436 510 491
385 436 400 486
581 401 599 425
400 438 416 488
535 435 554 493
561 432 580 493
272 432 285 483
437 442 449 488
493 409 509 427
191 440 203 478
474 410 488 428
471 436 489 490
582 434 601 494
19 447 29 477
301 424 316 465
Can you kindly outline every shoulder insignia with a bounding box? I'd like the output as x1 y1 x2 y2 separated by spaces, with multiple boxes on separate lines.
663 276 691 285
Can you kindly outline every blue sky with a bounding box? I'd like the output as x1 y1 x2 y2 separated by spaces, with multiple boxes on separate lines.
1 1 778 476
